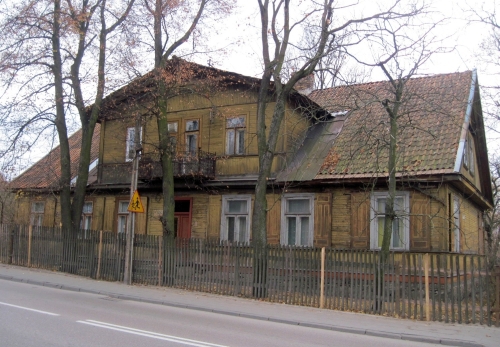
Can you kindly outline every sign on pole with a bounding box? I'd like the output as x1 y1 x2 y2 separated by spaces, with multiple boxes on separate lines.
128 190 144 213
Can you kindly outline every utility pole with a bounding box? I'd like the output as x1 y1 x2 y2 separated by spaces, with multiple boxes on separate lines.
123 117 141 285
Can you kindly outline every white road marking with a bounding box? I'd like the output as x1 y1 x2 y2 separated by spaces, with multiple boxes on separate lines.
0 301 60 316
77 320 228 347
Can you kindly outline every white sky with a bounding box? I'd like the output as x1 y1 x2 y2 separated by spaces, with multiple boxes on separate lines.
5 0 500 176
202 0 500 153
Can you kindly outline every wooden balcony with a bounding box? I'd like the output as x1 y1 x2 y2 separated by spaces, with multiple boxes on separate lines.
98 150 216 185
139 150 216 180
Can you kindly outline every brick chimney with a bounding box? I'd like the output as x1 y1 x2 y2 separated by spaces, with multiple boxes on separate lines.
294 73 315 96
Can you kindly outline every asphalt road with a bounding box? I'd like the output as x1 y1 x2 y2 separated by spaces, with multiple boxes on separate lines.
0 279 443 347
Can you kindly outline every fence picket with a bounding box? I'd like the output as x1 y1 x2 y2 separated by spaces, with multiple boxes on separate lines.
0 224 497 326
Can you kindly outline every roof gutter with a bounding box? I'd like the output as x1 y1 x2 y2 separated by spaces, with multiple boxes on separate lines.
453 69 477 172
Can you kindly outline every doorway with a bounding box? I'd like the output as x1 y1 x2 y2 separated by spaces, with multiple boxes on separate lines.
174 198 192 239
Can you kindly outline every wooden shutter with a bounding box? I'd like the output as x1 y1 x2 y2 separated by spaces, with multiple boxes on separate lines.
266 194 280 244
410 193 431 251
350 192 370 249
103 196 115 232
314 193 332 247
43 197 56 227
207 195 221 241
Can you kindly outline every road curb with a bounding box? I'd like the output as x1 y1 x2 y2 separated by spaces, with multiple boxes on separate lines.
0 274 484 347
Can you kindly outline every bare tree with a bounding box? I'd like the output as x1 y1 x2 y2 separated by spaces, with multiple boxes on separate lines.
346 3 449 264
485 157 500 262
0 0 135 240
252 0 419 247
126 0 233 238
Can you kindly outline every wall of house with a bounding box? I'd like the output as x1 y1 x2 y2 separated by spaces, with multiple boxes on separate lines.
14 194 60 227
328 185 478 253
447 186 482 254
99 87 311 181
12 182 484 255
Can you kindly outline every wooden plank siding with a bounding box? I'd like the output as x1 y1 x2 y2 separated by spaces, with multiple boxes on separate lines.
10 189 484 253
331 190 351 248
191 195 209 239
99 85 310 180
207 195 221 241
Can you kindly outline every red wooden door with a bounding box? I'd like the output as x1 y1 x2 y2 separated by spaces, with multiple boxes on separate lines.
175 214 191 239
174 198 192 240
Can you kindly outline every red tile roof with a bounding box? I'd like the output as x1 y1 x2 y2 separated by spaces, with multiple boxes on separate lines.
308 71 473 178
10 125 101 190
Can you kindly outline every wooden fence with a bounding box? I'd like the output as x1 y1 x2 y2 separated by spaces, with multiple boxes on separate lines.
0 224 498 326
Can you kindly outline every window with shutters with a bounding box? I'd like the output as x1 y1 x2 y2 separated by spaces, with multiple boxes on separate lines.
280 194 314 246
220 195 251 243
370 192 409 250
225 116 246 155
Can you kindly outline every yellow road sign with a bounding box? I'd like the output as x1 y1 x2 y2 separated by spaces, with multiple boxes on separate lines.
128 190 144 213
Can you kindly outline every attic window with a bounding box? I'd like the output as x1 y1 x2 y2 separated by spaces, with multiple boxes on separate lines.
463 131 475 176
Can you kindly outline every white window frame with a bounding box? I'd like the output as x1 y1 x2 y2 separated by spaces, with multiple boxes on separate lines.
280 194 314 247
30 201 45 227
370 191 410 251
225 116 246 155
168 121 178 152
185 119 199 156
117 201 129 234
126 127 142 162
220 195 251 243
81 201 93 230
453 196 461 253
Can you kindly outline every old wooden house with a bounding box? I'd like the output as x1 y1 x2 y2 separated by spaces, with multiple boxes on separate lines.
10 59 493 254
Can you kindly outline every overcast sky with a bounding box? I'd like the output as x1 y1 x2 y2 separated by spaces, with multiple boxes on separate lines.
202 0 499 151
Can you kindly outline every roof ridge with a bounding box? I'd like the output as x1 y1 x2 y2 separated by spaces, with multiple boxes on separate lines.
311 70 473 93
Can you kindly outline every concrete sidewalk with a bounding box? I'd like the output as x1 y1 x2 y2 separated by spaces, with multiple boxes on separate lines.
0 264 498 347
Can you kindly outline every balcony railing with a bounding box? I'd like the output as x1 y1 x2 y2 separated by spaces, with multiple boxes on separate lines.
98 150 216 185
139 150 216 180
